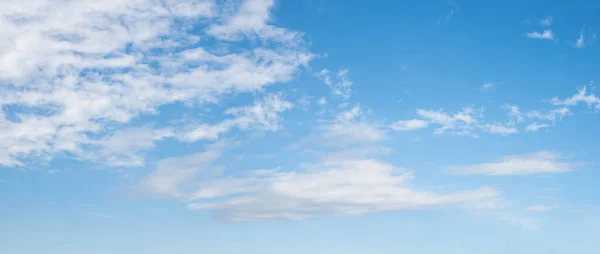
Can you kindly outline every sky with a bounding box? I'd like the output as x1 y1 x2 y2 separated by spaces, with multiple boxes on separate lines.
1 0 600 253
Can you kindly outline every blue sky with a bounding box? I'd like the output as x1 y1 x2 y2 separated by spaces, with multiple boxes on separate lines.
1 0 599 253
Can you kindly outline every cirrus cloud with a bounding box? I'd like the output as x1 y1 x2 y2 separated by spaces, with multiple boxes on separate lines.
446 151 579 175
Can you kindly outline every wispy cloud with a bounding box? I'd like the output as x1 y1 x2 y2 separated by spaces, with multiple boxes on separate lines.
551 84 600 110
574 28 596 48
89 212 119 220
136 141 226 199
526 108 570 121
416 107 478 136
318 106 387 145
317 97 327 105
317 69 353 99
479 82 494 92
436 0 460 24
389 119 429 131
479 123 518 135
526 30 554 40
182 94 294 142
446 151 579 175
504 105 525 123
576 30 585 48
539 17 552 26
525 122 550 132
525 204 559 212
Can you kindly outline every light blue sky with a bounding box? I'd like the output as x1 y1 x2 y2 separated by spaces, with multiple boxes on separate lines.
1 0 599 253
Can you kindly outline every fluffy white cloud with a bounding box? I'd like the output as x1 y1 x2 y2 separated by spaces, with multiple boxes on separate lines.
206 0 300 43
389 119 428 131
0 0 311 167
526 30 554 40
187 153 498 222
446 151 578 175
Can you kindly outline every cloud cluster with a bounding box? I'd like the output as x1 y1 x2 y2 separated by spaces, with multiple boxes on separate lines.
524 17 554 40
552 84 600 110
390 85 600 136
0 0 311 167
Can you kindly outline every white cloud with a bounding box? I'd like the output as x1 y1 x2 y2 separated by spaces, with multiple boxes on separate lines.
317 69 353 99
317 97 327 105
504 105 524 123
468 199 539 229
0 0 312 167
524 204 559 212
136 141 225 199
526 30 554 40
389 119 428 131
90 127 174 167
188 156 498 222
479 82 494 91
479 123 518 135
182 94 293 142
526 107 570 121
206 0 300 43
89 212 119 220
320 122 386 144
574 28 596 48
134 135 499 222
539 17 552 26
318 106 387 144
416 107 477 136
436 0 460 25
551 84 600 110
446 151 578 175
576 30 585 48
525 122 550 132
